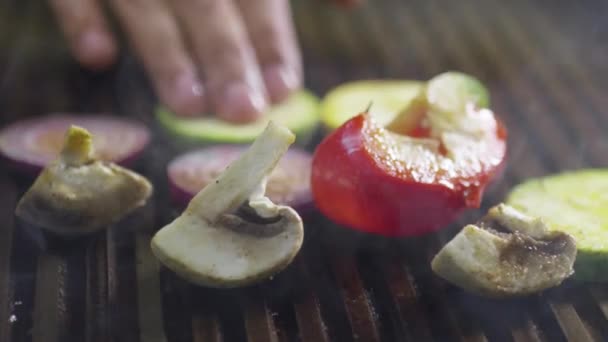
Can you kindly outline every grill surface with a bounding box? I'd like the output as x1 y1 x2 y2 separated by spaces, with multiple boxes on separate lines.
1 0 608 341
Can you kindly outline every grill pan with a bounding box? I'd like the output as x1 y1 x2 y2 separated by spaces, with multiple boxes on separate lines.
1 0 608 341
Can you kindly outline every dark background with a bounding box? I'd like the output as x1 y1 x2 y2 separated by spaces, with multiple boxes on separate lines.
1 0 608 341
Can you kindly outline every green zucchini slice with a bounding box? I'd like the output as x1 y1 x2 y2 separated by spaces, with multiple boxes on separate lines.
320 80 423 130
156 90 320 145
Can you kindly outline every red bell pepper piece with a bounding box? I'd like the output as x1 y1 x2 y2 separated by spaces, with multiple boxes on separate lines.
311 94 507 237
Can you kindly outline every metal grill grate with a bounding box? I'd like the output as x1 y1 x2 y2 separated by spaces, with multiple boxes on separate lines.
1 0 608 341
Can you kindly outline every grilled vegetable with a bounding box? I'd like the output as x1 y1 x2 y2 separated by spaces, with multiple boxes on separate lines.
311 72 507 236
432 204 577 297
151 122 304 288
0 114 150 174
506 169 608 281
15 126 153 236
320 80 422 130
167 145 313 213
156 90 319 145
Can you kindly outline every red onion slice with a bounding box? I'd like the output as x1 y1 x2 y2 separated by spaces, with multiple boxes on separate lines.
0 113 150 174
168 145 314 214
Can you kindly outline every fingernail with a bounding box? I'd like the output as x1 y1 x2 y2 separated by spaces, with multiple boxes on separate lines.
262 66 300 103
77 30 116 69
161 71 205 117
217 83 267 123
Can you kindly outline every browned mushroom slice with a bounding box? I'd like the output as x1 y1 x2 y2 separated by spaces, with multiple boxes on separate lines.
431 204 577 297
15 126 152 236
151 121 304 288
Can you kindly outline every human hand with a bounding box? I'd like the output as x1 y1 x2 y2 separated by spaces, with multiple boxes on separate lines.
49 0 302 123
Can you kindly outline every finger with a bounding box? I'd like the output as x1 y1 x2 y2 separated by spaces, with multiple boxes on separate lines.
237 0 302 104
49 0 117 69
108 0 205 117
172 0 267 123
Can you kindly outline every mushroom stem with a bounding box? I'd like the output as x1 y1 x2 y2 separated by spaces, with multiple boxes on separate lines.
487 204 548 239
60 125 94 166
247 177 282 219
187 121 296 222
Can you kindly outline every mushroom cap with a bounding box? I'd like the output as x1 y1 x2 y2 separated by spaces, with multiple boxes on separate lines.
151 205 303 288
15 126 152 236
16 161 152 236
151 121 304 288
431 204 577 297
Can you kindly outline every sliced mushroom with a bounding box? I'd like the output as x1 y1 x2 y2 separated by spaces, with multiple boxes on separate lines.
15 126 152 236
151 121 304 288
431 204 577 297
